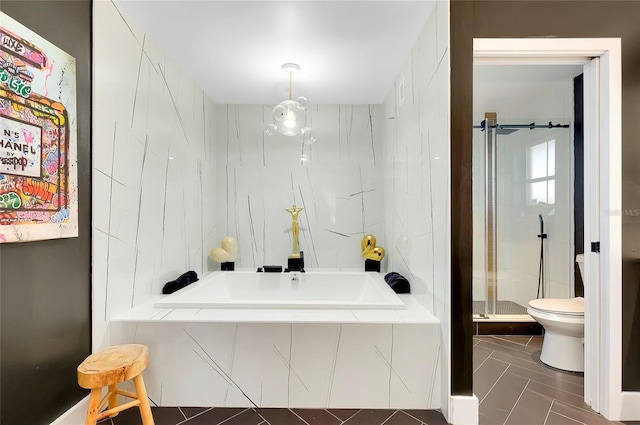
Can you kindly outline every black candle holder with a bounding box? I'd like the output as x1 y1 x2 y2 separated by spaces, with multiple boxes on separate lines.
364 259 380 272
285 251 305 272
221 262 235 271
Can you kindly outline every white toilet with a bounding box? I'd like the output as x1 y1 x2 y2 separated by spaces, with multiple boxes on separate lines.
527 254 585 372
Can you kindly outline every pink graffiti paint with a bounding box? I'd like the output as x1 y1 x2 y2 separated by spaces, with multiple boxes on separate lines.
0 234 6 242
42 59 55 97
22 128 35 144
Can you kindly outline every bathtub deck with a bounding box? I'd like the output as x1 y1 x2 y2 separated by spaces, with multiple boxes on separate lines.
111 293 437 324
110 294 441 410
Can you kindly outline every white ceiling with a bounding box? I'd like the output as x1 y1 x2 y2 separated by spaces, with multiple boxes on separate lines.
473 64 584 116
114 1 437 105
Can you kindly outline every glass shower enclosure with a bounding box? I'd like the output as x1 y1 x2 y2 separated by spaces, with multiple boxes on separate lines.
473 116 573 318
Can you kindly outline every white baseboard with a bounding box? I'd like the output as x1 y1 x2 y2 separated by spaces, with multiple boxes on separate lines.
50 396 89 425
611 391 640 421
447 395 479 425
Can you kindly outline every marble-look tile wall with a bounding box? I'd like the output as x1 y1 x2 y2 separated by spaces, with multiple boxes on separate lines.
382 1 450 413
472 80 574 308
215 105 384 270
92 0 448 414
92 1 217 349
111 320 441 409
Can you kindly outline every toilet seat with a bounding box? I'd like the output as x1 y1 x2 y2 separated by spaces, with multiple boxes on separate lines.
528 297 584 317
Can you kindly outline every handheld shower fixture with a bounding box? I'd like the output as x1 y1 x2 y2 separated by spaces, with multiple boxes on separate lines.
538 214 544 237
537 214 547 299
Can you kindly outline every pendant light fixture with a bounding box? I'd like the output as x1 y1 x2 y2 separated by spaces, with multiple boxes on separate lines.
265 63 315 144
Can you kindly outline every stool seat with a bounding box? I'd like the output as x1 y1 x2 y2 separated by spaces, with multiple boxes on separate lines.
78 344 148 389
77 344 154 425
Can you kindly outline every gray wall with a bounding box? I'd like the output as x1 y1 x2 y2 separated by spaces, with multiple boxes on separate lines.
0 1 92 424
450 0 640 391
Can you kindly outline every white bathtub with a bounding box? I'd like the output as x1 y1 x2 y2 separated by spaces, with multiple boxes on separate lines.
154 271 406 310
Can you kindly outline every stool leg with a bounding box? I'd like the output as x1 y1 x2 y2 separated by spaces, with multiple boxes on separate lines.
133 374 155 425
108 383 119 417
85 388 101 425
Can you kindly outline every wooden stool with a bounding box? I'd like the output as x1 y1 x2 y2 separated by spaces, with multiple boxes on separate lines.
77 344 155 425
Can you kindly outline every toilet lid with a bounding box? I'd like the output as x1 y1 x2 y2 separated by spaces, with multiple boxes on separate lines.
528 297 584 316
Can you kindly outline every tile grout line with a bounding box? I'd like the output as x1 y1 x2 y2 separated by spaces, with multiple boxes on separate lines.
479 364 511 406
493 335 532 348
341 409 362 423
379 409 400 425
177 406 188 420
288 408 311 425
252 408 270 425
549 409 588 425
536 395 614 422
403 410 431 423
488 350 583 388
482 338 541 357
478 342 539 363
487 353 512 367
502 379 530 425
525 380 589 406
474 349 495 373
215 408 252 425
542 399 555 425
324 409 345 423
176 407 215 425
505 366 585 397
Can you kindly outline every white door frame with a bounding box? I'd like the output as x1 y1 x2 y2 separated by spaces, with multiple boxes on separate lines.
473 38 635 421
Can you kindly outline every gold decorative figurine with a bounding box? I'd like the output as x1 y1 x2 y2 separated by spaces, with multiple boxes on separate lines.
361 234 385 272
285 204 304 259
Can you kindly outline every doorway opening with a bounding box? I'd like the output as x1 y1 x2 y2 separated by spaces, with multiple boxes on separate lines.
472 64 582 327
472 38 626 420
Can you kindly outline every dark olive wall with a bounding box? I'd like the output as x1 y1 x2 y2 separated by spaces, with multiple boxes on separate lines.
451 0 640 392
0 1 92 424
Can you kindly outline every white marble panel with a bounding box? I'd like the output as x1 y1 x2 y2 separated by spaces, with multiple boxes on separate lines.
383 3 450 414
95 1 448 415
215 105 384 271
108 180 140 248
93 1 218 350
288 324 341 408
435 1 449 65
159 54 182 113
130 249 159 308
327 324 382 408
145 72 176 159
105 236 136 319
390 324 441 408
92 2 143 174
129 42 153 142
152 323 246 407
93 170 112 234
92 230 110 350
134 150 166 254
110 318 439 409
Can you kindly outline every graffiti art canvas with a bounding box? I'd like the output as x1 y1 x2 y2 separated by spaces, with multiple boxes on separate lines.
0 13 77 243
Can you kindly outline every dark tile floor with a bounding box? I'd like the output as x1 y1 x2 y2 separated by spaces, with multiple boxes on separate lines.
474 335 640 425
95 335 640 425
97 407 448 424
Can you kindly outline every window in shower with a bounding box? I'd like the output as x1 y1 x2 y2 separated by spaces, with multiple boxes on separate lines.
527 139 556 206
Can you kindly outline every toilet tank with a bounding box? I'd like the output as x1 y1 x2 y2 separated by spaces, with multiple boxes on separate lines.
576 254 585 280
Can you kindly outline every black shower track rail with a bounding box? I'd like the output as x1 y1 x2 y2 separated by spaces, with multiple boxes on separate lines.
473 121 570 130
